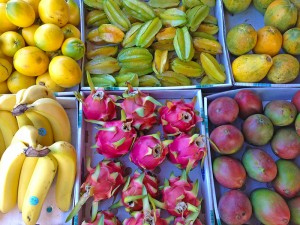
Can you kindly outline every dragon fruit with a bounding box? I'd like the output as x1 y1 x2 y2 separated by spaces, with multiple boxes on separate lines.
123 187 172 225
81 210 121 225
173 206 203 225
91 110 137 158
150 170 201 218
75 71 118 121
117 84 162 131
129 133 172 171
168 133 207 171
66 160 126 222
111 171 160 212
158 97 202 136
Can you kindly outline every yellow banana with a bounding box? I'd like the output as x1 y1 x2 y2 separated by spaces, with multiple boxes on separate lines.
25 111 54 146
0 94 16 111
17 157 39 212
49 141 77 211
22 153 58 225
0 129 6 158
0 141 27 213
15 88 26 105
0 111 18 148
19 98 71 143
16 113 33 128
11 125 39 148
15 85 56 106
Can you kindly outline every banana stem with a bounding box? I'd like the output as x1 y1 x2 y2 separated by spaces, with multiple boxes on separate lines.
12 104 29 116
24 146 50 157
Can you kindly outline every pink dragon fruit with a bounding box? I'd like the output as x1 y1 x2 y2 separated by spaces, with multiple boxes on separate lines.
150 170 201 218
168 133 207 171
66 160 126 222
158 97 202 136
117 84 162 131
123 187 172 225
81 210 121 225
173 206 203 225
92 110 137 158
75 71 118 121
129 133 172 171
111 171 160 212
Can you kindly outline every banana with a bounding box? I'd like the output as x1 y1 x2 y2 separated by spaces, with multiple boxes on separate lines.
25 111 54 146
16 113 33 128
11 125 39 147
48 141 77 212
17 157 39 212
0 141 27 213
19 98 71 143
0 111 18 148
0 94 16 111
0 129 6 158
22 153 58 225
15 85 56 106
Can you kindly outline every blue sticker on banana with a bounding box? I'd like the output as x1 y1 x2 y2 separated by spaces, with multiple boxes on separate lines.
29 196 39 206
38 128 47 136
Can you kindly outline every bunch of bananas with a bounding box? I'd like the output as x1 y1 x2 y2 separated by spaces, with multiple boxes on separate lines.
0 85 76 225
84 0 227 87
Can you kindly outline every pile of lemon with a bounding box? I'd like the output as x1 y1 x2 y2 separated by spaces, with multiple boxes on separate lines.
0 0 84 94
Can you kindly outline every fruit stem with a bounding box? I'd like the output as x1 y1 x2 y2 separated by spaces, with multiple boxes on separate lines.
24 146 50 157
12 104 29 116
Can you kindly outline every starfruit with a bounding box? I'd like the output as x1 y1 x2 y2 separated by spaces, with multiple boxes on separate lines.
122 0 156 22
159 8 187 27
117 47 153 69
203 15 218 25
135 17 163 48
156 71 192 86
98 24 125 43
122 23 143 48
191 31 217 40
102 0 131 31
182 0 202 8
156 27 176 42
197 23 219 35
90 74 116 87
86 45 119 60
200 52 226 83
86 28 105 44
173 26 195 61
115 72 139 87
200 75 219 84
171 57 204 78
85 10 109 27
153 49 169 74
151 40 175 51
119 66 153 76
83 0 104 9
139 75 162 87
85 56 120 75
193 37 222 54
148 0 180 8
200 0 215 7
186 4 210 32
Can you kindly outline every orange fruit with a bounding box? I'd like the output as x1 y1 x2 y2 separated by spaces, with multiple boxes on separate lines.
5 0 35 27
253 26 282 56
7 70 36 93
61 23 81 39
21 24 39 46
0 3 17 33
34 23 64 52
61 37 85 60
13 46 49 76
49 55 82 88
0 31 25 57
36 71 65 92
23 0 40 17
66 0 80 26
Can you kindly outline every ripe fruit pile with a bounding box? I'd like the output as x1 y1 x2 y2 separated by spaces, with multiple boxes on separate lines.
83 0 227 87
224 0 300 84
0 0 84 94
0 85 77 225
207 89 300 225
69 85 208 224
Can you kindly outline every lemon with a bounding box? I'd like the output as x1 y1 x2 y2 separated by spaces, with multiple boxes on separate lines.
0 58 12 82
0 31 25 57
0 80 9 94
36 72 65 92
34 23 64 52
7 71 36 93
49 55 82 88
6 0 35 27
13 46 49 76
